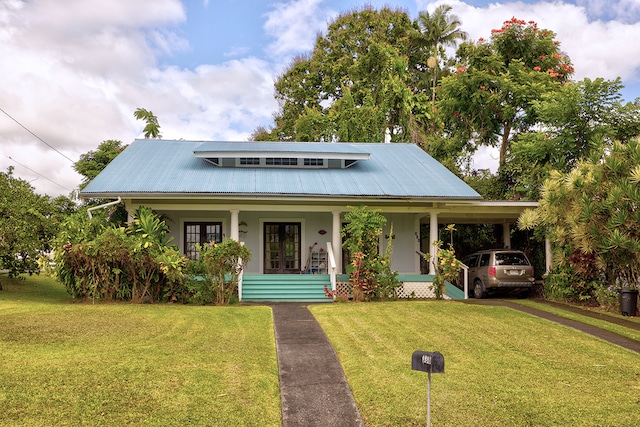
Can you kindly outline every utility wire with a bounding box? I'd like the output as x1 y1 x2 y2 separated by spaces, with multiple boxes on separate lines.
4 154 72 192
0 107 75 163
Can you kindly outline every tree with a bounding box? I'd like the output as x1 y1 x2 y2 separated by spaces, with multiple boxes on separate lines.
133 107 162 139
0 167 73 282
501 77 640 199
413 4 468 105
438 18 574 169
73 139 125 190
519 140 640 298
258 6 424 143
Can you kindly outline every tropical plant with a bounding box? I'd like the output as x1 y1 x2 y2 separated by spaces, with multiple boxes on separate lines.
342 206 400 301
519 139 640 300
412 4 468 105
429 240 461 299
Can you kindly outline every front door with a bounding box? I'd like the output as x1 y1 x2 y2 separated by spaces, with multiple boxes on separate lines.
264 222 301 274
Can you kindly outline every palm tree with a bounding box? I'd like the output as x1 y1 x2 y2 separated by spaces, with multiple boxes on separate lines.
413 4 468 105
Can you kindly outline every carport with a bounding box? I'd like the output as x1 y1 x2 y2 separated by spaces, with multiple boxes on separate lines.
419 200 551 274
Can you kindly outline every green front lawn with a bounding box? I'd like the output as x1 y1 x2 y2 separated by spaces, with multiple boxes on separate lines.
3 275 639 426
311 301 640 427
0 275 281 426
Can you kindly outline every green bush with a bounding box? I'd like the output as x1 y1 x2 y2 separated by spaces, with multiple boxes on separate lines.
543 262 598 304
55 206 186 303
197 240 252 305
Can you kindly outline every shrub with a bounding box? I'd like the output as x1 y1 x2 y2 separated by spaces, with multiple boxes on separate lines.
197 240 252 305
55 206 187 303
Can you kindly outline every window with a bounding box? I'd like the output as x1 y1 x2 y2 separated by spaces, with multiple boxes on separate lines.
239 157 260 165
303 158 324 166
495 253 530 266
479 254 491 267
266 157 298 166
184 222 222 260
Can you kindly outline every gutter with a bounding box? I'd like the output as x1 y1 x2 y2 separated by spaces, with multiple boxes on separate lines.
87 197 122 219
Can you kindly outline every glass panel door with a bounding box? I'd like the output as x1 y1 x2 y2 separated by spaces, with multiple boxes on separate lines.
264 222 301 274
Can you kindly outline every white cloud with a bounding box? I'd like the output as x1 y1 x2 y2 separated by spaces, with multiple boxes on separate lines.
577 0 640 23
264 0 337 59
0 0 277 197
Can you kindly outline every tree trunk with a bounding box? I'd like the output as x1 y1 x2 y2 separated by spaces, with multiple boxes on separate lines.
499 122 512 168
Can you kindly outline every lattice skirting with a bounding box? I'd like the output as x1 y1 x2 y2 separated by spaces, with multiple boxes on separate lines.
335 281 451 300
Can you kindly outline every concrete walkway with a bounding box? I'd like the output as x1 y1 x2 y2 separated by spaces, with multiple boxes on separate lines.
271 303 363 427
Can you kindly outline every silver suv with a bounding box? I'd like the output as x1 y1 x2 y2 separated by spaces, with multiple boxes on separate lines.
460 250 534 298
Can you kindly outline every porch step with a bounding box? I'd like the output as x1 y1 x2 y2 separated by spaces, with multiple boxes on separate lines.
242 274 333 303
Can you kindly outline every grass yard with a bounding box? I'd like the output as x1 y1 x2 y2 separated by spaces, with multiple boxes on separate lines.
512 300 640 342
0 275 281 426
310 301 640 427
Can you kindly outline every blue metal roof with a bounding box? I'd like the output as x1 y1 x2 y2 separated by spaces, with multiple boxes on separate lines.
81 139 482 200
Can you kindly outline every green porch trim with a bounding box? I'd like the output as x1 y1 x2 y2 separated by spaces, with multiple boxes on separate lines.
240 273 465 302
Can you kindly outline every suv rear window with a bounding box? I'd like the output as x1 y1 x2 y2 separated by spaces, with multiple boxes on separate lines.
495 253 529 266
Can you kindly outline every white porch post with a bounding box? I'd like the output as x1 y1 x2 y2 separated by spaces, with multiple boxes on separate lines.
429 211 438 275
332 211 342 274
545 237 552 273
502 223 511 249
415 215 422 274
230 209 239 241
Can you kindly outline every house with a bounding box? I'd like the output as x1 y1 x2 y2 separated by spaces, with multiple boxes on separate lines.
81 139 539 301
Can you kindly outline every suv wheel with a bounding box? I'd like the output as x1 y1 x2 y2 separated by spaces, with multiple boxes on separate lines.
473 280 486 299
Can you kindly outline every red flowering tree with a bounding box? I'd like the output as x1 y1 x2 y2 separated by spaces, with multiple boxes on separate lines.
437 18 574 169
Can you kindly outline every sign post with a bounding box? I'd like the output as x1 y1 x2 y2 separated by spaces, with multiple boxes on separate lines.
412 351 444 426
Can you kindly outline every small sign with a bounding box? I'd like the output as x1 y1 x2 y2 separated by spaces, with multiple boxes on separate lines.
412 351 445 373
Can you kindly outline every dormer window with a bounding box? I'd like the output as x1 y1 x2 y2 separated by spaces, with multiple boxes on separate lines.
304 158 324 166
194 141 370 169
266 157 298 166
240 157 260 165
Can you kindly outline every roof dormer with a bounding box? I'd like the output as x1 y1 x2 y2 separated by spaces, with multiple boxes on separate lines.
193 141 370 169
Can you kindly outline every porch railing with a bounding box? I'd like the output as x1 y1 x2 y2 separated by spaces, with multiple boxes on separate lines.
326 241 337 300
238 242 245 302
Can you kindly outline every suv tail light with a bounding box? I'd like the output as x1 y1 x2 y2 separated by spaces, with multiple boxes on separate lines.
488 267 496 277
531 267 534 278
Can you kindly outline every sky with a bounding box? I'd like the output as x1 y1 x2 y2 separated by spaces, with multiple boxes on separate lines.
2 0 640 198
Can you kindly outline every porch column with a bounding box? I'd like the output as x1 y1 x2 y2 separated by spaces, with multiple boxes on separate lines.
545 237 552 273
230 209 239 241
502 223 511 249
332 211 342 273
415 215 422 274
429 211 438 275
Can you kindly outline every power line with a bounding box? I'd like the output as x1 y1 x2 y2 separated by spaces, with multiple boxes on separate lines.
0 107 75 163
4 154 72 192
